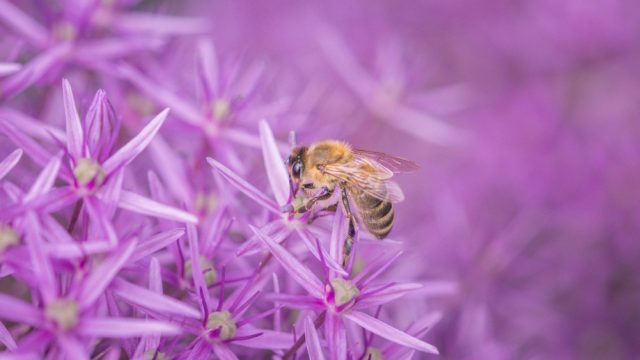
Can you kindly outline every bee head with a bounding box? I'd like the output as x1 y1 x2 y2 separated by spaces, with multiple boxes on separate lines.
288 147 306 181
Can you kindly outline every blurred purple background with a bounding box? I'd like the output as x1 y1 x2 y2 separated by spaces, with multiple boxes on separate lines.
1 0 640 358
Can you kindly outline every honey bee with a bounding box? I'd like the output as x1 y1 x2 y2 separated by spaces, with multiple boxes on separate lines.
287 140 418 265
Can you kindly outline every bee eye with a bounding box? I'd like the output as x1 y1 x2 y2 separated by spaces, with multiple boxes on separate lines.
292 161 302 178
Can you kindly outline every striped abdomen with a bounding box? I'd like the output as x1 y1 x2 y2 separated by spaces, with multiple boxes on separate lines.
351 190 394 239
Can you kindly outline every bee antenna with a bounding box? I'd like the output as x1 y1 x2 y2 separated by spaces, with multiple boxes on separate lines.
288 130 297 149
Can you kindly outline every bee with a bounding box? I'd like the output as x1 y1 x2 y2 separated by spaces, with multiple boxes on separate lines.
287 140 418 265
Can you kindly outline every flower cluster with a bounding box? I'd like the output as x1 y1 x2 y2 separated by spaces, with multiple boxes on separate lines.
1 0 639 359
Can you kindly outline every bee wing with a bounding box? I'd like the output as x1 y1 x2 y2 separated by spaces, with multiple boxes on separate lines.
352 149 419 173
323 162 406 203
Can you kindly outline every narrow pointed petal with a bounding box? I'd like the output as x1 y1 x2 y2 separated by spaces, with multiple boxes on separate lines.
187 224 212 312
24 153 62 202
118 64 202 126
325 313 347 360
354 251 402 288
62 79 85 160
131 228 185 262
77 318 181 338
0 293 40 325
112 279 200 319
103 108 169 175
84 196 118 245
196 39 218 101
0 108 66 144
46 241 113 259
250 225 323 298
297 229 347 276
57 335 89 360
343 311 439 354
149 257 162 293
259 120 289 206
1 44 72 99
77 240 138 309
355 283 423 309
116 191 197 224
0 120 55 168
0 321 17 350
0 62 21 77
207 157 279 214
305 316 325 360
148 136 192 203
213 344 240 360
25 214 56 302
0 0 48 47
113 13 209 35
265 294 324 311
234 328 293 349
0 148 22 181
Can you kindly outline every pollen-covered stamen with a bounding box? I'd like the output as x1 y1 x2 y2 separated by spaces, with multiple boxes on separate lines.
330 278 360 307
185 256 218 286
363 346 384 360
212 99 231 121
194 192 217 215
73 158 106 188
206 310 237 340
45 299 79 330
0 225 19 252
143 349 170 360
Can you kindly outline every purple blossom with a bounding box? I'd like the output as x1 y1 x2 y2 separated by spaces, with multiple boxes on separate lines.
0 0 636 358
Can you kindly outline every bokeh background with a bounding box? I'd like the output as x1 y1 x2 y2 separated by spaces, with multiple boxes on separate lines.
2 0 640 358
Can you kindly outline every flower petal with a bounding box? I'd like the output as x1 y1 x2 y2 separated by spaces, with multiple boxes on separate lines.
343 310 439 354
102 108 169 175
0 293 40 325
187 224 212 313
131 228 185 262
24 213 56 302
149 257 162 294
0 0 48 46
250 225 323 298
234 328 293 350
325 313 347 360
57 334 89 360
62 79 85 160
213 344 240 360
77 318 181 338
0 148 22 181
118 64 202 126
196 38 218 101
77 239 138 309
112 279 200 319
116 190 197 224
297 229 347 276
207 157 279 214
355 283 423 309
24 153 61 202
0 120 54 168
84 196 118 245
305 316 325 360
0 62 21 77
259 120 289 206
0 321 16 350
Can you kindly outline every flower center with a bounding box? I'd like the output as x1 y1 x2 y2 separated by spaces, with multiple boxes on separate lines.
194 192 217 216
212 99 231 121
363 346 384 360
45 299 79 330
73 158 106 188
185 256 217 286
330 278 359 307
0 225 19 252
206 310 236 340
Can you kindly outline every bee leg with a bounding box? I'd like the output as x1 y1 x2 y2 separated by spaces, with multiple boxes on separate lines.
306 203 338 224
295 187 333 215
340 186 357 267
